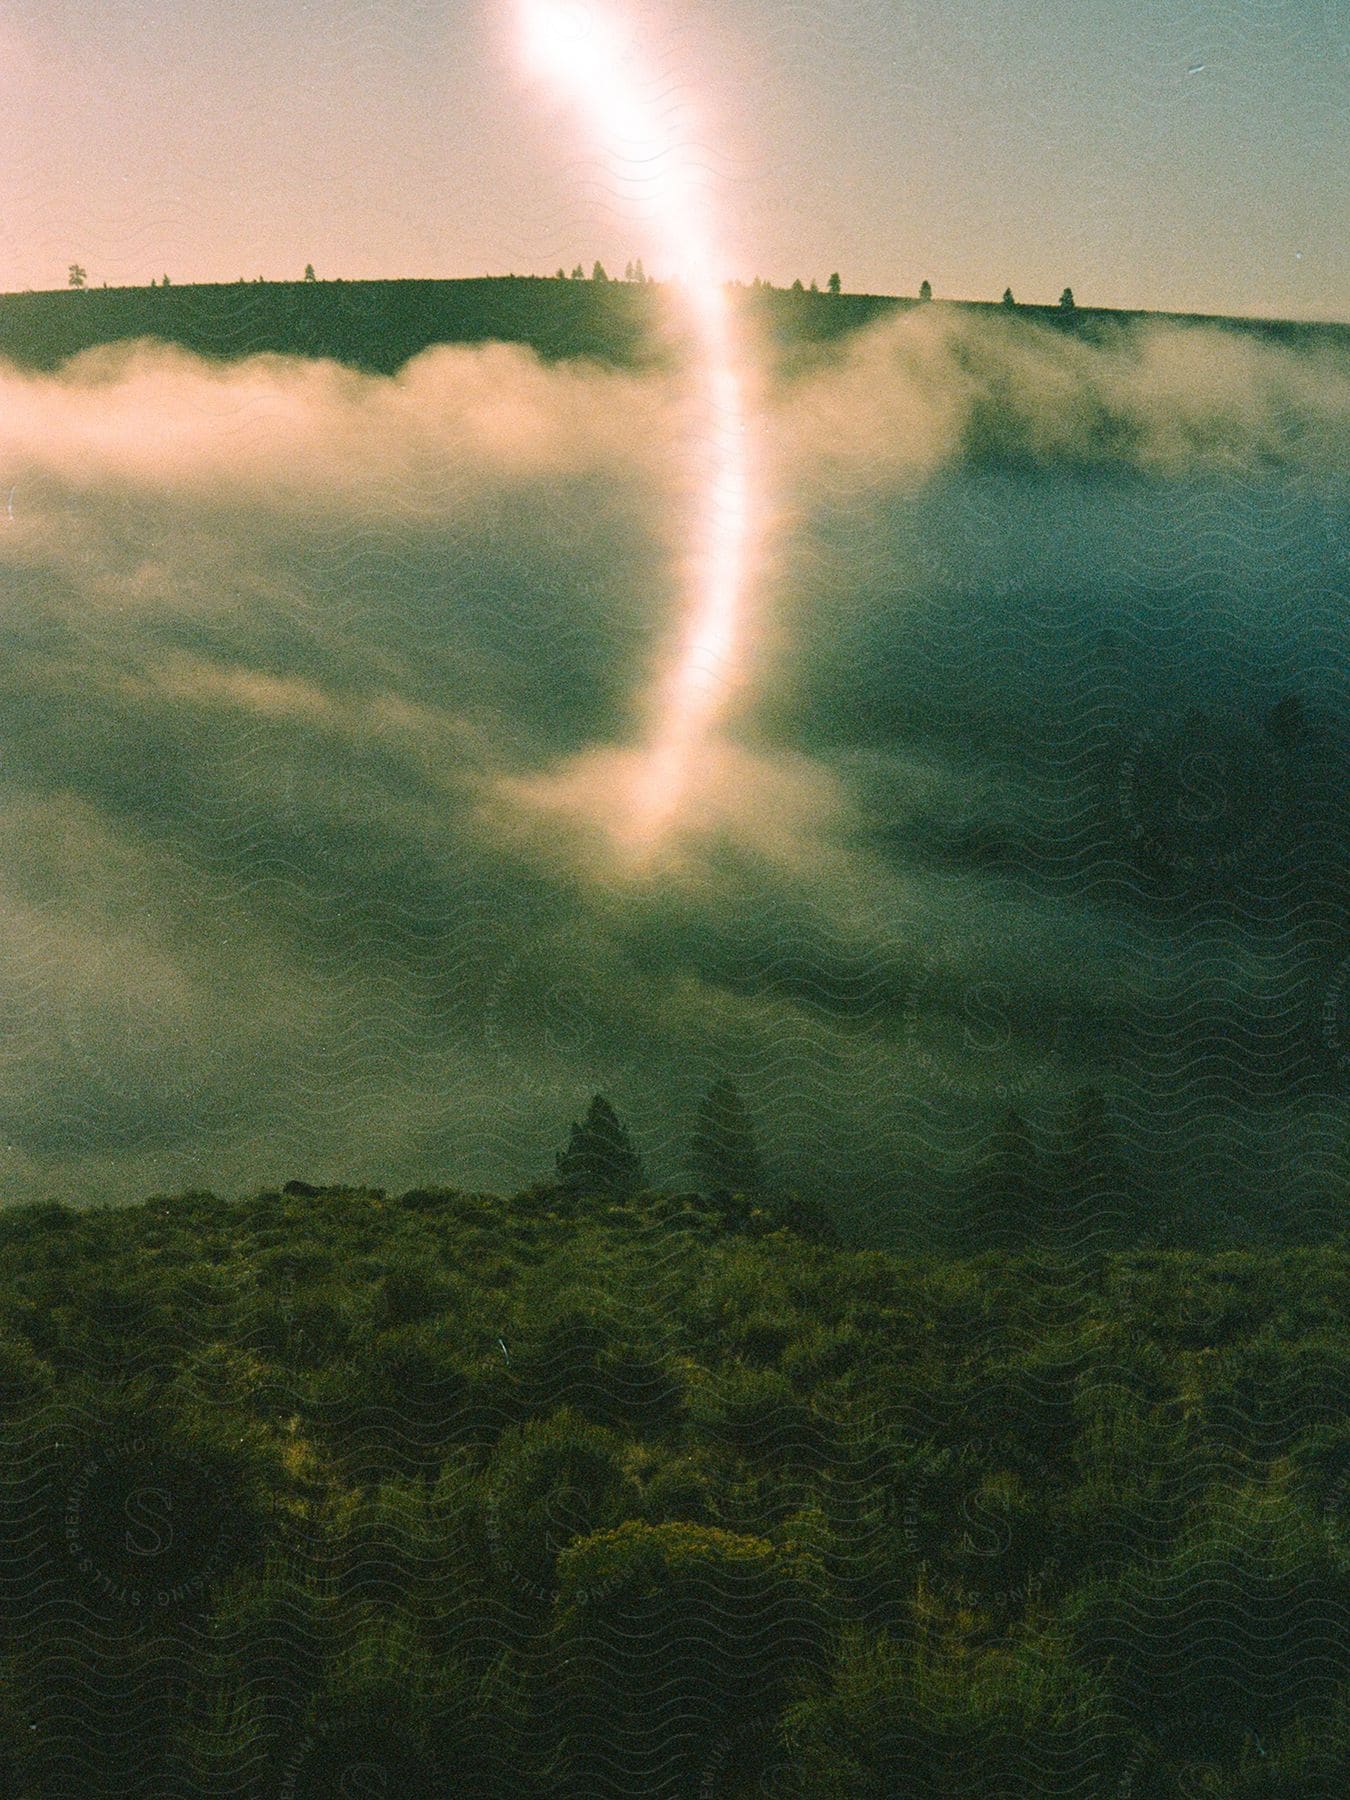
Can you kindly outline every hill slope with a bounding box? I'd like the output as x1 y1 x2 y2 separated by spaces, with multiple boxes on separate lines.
0 1181 1346 1794
2 276 1344 374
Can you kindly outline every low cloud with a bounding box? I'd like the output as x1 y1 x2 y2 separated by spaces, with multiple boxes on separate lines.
0 313 1343 1226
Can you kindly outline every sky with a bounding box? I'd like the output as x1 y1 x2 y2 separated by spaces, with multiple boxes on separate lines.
0 0 1344 318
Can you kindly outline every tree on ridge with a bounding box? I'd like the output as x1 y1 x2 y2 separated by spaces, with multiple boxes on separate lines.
692 1079 764 1196
556 1096 643 1197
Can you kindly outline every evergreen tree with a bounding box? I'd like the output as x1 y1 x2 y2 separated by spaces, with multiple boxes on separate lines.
809 278 819 293
303 263 316 282
624 261 634 282
1059 286 1076 312
827 271 841 295
962 1108 1046 1253
1264 693 1309 753
592 261 609 283
791 277 804 292
633 257 645 283
571 264 584 280
67 263 87 289
692 1079 764 1195
1050 1086 1142 1250
918 279 932 301
556 1096 643 1197
1002 286 1015 307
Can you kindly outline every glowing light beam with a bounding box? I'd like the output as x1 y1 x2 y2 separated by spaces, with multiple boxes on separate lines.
517 0 755 860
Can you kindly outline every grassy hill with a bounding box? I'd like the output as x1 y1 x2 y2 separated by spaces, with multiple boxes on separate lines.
0 1177 1346 1794
1 276 1344 375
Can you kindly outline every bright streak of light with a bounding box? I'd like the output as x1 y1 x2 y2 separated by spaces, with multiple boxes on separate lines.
517 1 754 861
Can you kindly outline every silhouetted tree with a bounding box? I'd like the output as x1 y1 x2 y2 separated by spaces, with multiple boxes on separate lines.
556 1096 643 1197
1049 1085 1138 1249
809 278 819 293
624 261 634 282
571 264 584 280
304 264 316 282
827 271 841 295
1059 286 1076 311
962 1108 1046 1252
592 261 609 283
634 257 645 283
1264 693 1310 753
918 279 932 301
556 268 566 280
1002 287 1015 308
67 264 87 290
162 273 171 287
692 1079 764 1196
791 277 804 292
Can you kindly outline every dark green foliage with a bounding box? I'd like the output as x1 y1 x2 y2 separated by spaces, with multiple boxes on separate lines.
555 1093 643 1197
783 1625 1109 1796
484 1409 631 1602
553 1520 826 1792
0 1184 1343 1794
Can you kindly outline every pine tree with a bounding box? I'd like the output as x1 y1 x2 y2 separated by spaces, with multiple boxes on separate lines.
556 1096 643 1197
1059 286 1076 312
919 279 932 301
692 1079 764 1196
827 271 841 295
1051 1086 1139 1249
1002 287 1015 308
634 258 645 284
962 1108 1046 1253
624 261 634 282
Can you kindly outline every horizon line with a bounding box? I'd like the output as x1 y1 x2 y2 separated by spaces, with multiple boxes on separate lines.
5 274 1347 331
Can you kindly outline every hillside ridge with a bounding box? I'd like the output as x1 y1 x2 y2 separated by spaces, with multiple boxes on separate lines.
3 275 1344 375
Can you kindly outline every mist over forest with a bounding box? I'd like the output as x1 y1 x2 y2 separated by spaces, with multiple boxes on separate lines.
0 294 1345 1242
